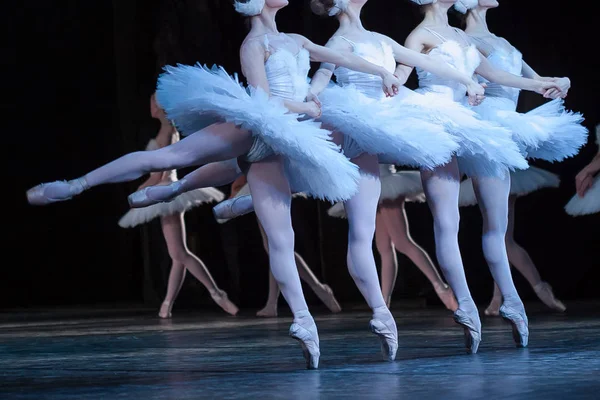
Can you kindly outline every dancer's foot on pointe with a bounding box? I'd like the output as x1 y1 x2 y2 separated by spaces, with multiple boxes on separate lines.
289 310 320 369
434 283 459 312
256 304 278 317
209 289 239 316
158 301 173 319
26 178 89 206
370 306 398 361
453 299 481 354
314 285 342 313
212 195 254 224
128 181 184 208
534 282 566 312
499 296 529 348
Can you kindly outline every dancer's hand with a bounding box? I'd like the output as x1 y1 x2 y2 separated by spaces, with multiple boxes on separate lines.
466 82 486 106
304 100 322 119
306 91 322 109
382 72 401 97
544 77 570 99
536 81 562 98
575 168 595 197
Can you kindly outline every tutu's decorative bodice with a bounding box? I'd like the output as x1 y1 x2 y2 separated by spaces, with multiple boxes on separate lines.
264 34 310 102
471 35 523 104
146 132 178 182
416 28 481 102
334 37 395 100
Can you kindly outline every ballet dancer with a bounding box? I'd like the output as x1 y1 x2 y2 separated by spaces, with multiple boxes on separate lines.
566 124 600 216
117 94 238 318
396 0 565 352
458 169 566 315
222 175 342 317
328 164 457 311
27 0 407 369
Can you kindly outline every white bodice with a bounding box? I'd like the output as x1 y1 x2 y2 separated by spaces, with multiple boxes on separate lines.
334 38 395 100
264 34 310 102
416 29 481 102
472 36 523 104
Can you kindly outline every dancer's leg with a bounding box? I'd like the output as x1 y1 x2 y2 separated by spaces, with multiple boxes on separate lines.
256 220 281 317
472 174 528 346
133 159 243 205
374 211 397 307
28 123 252 202
344 153 397 361
421 157 480 352
504 195 564 312
379 198 458 311
160 213 239 315
247 156 319 368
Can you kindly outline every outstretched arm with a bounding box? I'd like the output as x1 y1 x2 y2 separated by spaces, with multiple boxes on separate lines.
476 55 561 97
380 33 485 105
289 34 401 97
521 61 570 98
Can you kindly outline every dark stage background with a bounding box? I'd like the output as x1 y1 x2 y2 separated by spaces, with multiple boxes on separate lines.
6 0 599 312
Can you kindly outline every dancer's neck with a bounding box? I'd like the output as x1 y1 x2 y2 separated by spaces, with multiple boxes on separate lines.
465 8 491 36
249 9 279 36
423 4 452 27
337 4 366 32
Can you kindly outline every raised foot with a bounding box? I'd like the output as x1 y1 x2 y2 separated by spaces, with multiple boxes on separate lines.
289 322 320 369
453 308 482 354
369 318 398 362
210 290 239 316
256 305 278 318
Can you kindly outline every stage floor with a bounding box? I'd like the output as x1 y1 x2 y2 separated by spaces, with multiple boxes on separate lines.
1 302 599 399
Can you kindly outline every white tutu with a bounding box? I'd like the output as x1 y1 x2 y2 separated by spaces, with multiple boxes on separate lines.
118 187 225 228
565 176 600 216
458 166 560 207
328 168 425 219
235 183 307 199
473 97 588 162
318 84 458 169
156 64 360 202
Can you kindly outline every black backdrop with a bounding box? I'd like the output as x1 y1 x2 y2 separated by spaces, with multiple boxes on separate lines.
6 0 599 312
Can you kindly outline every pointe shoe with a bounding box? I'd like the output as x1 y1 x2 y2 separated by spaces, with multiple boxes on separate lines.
256 305 278 317
26 179 86 206
212 195 254 224
499 304 529 348
453 308 482 354
369 316 398 361
128 182 182 208
289 321 320 369
534 282 566 312
484 297 502 317
158 301 173 319
315 285 342 313
435 284 459 312
210 290 239 316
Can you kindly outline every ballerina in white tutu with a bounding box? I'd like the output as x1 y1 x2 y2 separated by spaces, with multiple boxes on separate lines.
397 0 565 353
328 165 457 311
222 175 342 318
118 94 238 318
458 168 566 316
27 0 408 369
566 124 600 216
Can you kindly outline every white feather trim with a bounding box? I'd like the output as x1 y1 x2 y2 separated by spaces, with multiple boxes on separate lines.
234 0 265 17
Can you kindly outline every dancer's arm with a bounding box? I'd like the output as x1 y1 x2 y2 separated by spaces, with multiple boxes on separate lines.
378 33 485 103
305 37 352 100
240 39 319 117
575 155 600 197
288 34 401 97
476 56 562 97
521 61 570 98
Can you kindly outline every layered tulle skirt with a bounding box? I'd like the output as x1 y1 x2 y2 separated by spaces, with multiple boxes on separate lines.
413 87 529 178
471 97 587 162
156 64 360 202
118 187 225 228
458 166 560 207
318 84 458 170
327 170 425 219
565 176 600 216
